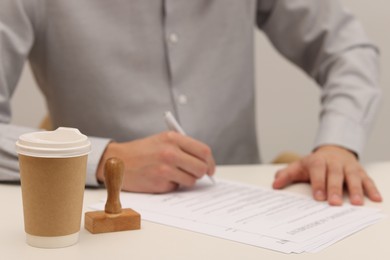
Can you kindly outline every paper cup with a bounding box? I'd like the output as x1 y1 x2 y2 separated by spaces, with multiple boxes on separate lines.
16 127 91 248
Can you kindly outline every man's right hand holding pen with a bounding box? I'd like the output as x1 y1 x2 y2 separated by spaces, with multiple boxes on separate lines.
96 131 216 193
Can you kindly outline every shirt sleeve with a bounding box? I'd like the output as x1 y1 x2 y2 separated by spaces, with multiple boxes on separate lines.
0 0 109 186
85 136 112 187
256 0 381 157
0 0 36 181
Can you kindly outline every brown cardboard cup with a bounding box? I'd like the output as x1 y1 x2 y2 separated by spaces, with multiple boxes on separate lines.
16 127 91 248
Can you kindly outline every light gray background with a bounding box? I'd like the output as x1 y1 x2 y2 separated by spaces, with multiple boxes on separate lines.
10 0 389 163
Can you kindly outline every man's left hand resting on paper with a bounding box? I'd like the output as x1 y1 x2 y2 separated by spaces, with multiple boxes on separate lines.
273 145 382 206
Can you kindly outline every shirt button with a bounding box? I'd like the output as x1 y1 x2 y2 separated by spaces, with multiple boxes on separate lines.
178 94 188 105
169 33 179 44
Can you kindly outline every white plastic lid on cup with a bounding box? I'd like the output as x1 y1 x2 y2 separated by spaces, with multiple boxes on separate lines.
16 127 91 158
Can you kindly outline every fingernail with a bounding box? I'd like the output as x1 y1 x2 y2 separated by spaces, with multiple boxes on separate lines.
351 194 363 205
330 194 342 205
314 190 326 200
373 192 383 201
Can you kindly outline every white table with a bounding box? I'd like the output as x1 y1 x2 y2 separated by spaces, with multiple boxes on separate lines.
1 162 389 260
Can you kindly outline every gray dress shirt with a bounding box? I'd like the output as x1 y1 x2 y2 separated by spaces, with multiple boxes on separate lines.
0 0 381 186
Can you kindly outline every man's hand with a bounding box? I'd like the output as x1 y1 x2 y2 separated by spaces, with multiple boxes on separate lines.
272 145 382 205
96 131 216 193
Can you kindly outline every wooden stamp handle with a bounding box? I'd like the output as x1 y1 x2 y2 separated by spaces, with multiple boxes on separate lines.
104 157 124 214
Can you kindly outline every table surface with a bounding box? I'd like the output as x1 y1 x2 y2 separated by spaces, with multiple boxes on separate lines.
1 162 389 260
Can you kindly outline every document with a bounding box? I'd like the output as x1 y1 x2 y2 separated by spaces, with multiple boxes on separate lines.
90 178 385 253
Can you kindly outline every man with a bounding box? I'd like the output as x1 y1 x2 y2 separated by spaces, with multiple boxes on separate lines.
0 0 382 205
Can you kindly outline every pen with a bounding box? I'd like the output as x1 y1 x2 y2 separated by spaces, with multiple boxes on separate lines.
164 111 216 185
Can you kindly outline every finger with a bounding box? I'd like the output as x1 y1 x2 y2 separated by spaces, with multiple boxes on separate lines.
305 156 327 202
161 165 198 188
345 166 365 205
159 145 208 179
151 182 179 194
166 132 216 176
206 156 216 177
272 161 308 189
326 162 344 206
148 164 196 192
362 176 383 202
122 167 180 194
